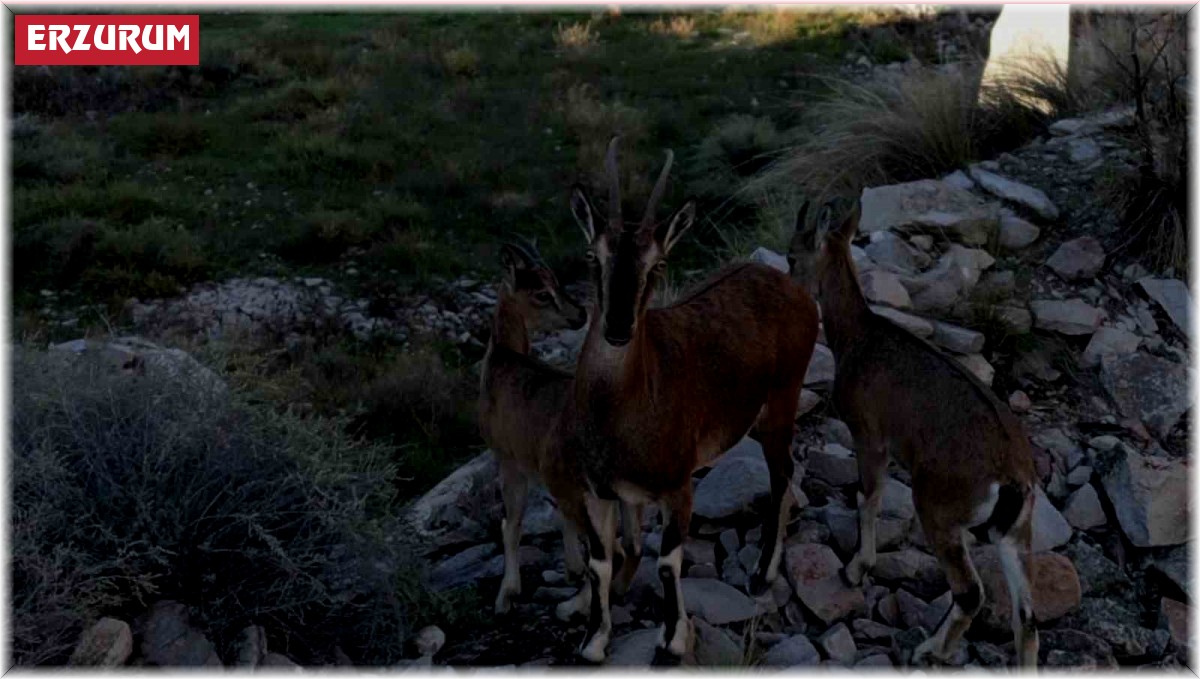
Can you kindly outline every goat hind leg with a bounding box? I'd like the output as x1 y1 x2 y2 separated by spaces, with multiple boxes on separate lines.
844 442 886 586
751 416 795 595
1002 513 1039 671
912 529 983 666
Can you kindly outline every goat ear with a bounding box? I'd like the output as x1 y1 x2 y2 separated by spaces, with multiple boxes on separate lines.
500 244 530 282
836 199 861 241
569 185 597 244
655 200 695 255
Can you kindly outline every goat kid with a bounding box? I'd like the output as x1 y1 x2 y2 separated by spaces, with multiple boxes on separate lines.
566 138 819 663
479 239 643 619
788 200 1039 669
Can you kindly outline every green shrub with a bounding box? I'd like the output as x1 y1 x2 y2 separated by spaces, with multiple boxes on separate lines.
10 346 420 665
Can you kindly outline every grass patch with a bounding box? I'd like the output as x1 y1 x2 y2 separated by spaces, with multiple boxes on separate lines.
10 345 423 666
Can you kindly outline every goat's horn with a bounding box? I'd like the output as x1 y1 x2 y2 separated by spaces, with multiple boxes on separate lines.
641 149 674 230
605 136 622 233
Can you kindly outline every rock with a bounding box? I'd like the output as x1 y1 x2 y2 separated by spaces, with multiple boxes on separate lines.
921 591 953 633
997 210 1041 249
761 634 821 666
694 438 769 520
1033 427 1084 470
860 270 912 309
1008 390 1032 413
860 180 998 246
870 305 933 338
1046 236 1106 281
1067 465 1092 486
942 170 975 190
1068 137 1102 164
863 232 931 274
968 167 1059 221
1137 277 1191 339
1064 540 1133 600
1031 299 1105 335
819 623 857 665
738 544 762 573
684 540 717 566
521 485 562 536
895 589 931 630
808 443 858 487
1100 353 1190 439
805 344 836 386
261 653 299 668
1159 598 1190 657
785 543 866 624
415 626 446 657
1063 484 1106 530
682 578 757 625
608 628 661 665
1040 629 1118 668
233 625 267 667
873 550 947 599
1081 327 1141 368
1065 598 1171 660
822 418 855 450
855 653 894 668
692 618 744 666
852 619 899 644
954 354 995 385
975 547 1081 632
69 618 133 667
719 529 740 558
796 389 822 418
977 269 1016 298
930 321 985 354
944 244 996 282
1146 546 1190 598
750 247 790 274
876 593 901 627
137 601 221 667
688 563 718 579
405 450 495 550
1101 447 1189 547
881 478 914 520
1032 486 1072 552
50 337 226 394
429 543 498 591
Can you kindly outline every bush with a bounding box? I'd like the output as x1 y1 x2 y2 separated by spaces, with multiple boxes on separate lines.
10 346 423 666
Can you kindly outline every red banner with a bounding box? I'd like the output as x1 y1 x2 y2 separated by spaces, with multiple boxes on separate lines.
14 15 199 66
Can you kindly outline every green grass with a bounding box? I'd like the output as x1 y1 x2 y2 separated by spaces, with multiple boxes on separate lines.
11 9 898 311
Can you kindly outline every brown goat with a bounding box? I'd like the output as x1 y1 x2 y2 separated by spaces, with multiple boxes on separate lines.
787 199 1039 669
478 239 643 619
565 138 820 662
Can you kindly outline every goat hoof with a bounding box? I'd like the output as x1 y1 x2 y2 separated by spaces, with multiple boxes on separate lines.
578 631 610 664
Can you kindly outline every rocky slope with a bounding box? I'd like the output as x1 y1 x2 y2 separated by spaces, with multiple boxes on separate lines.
401 106 1192 669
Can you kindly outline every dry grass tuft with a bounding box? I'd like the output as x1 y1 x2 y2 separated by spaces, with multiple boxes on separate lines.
554 21 598 56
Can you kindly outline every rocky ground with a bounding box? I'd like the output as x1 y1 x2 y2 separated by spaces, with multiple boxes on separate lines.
399 106 1192 669
51 104 1191 669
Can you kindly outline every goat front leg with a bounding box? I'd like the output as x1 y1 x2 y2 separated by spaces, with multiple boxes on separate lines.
844 441 886 586
612 501 644 599
751 418 794 595
578 494 618 663
555 498 592 622
654 488 694 664
494 460 529 615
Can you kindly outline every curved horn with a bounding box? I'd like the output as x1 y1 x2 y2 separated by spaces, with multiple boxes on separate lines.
640 149 674 230
605 136 622 233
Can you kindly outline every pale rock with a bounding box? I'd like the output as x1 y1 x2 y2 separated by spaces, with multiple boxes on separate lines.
860 180 998 246
1032 486 1073 552
694 438 770 520
1046 236 1105 281
785 543 866 624
1081 326 1141 369
1101 448 1189 547
1008 390 1032 413
955 353 995 385
864 231 930 274
998 210 1041 249
930 320 985 354
996 305 1033 334
818 623 857 665
1063 484 1106 530
808 443 858 487
761 634 821 666
860 270 912 309
870 305 933 338
1099 353 1191 439
805 343 836 386
968 167 1060 221
1031 299 1106 335
69 618 133 667
750 247 790 274
1137 277 1191 340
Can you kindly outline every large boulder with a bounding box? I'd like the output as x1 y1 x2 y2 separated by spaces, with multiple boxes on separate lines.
1100 448 1189 547
50 336 226 394
404 451 496 552
69 618 133 667
1100 353 1191 439
864 231 931 274
860 180 999 246
1081 327 1141 368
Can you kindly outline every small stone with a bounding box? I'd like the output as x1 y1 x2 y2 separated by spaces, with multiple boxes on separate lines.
692 618 744 666
852 619 900 644
998 210 1041 249
954 353 995 385
968 166 1059 221
808 443 858 486
750 247 790 273
930 320 985 354
975 547 1081 632
818 623 857 665
1137 277 1191 339
860 270 912 309
69 618 133 667
1067 465 1093 486
822 418 855 449
1101 447 1190 547
761 634 821 666
1099 353 1191 439
1159 598 1190 657
1008 390 1032 412
682 578 757 625
1068 137 1102 164
805 344 836 386
1046 236 1106 281
233 625 266 667
684 540 717 566
785 543 866 624
1063 484 1106 530
694 438 770 520
870 305 934 338
1032 486 1073 552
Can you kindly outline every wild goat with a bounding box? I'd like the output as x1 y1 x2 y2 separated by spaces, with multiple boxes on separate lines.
787 199 1039 669
565 138 819 662
478 239 643 618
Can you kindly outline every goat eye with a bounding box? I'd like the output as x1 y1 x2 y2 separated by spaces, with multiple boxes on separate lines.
533 291 554 305
654 261 667 273
585 250 597 262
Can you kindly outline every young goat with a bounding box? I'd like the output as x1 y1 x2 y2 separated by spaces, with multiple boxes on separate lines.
565 138 819 662
479 239 643 618
787 199 1039 669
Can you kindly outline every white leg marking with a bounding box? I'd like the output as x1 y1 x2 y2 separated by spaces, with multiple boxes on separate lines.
657 545 690 656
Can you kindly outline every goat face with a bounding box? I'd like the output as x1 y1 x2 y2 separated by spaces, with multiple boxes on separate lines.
500 240 588 333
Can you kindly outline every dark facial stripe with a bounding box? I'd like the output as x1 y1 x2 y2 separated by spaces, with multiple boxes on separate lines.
604 235 642 339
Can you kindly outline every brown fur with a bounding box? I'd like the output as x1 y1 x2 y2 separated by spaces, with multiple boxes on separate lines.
788 200 1039 669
